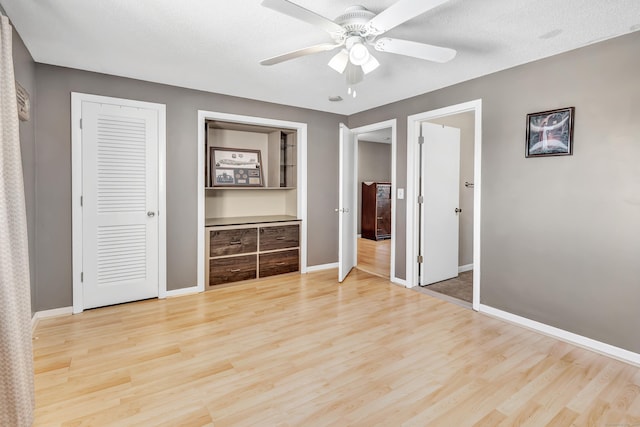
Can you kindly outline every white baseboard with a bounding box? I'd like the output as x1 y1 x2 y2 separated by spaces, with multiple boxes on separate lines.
479 304 640 367
391 277 408 287
166 286 200 298
458 263 473 273
32 306 73 332
306 262 339 272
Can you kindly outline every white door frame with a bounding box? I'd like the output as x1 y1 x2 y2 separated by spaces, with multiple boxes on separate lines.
71 93 167 313
349 119 398 282
406 100 482 311
197 111 308 292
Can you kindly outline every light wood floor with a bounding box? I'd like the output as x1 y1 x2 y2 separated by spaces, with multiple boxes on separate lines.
33 269 640 426
356 237 390 278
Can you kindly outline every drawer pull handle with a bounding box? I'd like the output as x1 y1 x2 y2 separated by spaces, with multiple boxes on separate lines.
229 268 241 272
276 237 286 240
276 262 286 265
377 216 383 220
229 240 242 245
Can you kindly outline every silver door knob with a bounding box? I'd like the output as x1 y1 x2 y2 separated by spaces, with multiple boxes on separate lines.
147 211 156 217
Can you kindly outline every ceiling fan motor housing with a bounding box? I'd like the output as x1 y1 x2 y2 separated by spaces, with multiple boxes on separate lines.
334 5 376 39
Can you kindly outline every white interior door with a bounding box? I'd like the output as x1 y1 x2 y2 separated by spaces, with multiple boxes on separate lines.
338 123 356 282
81 100 160 309
420 122 460 286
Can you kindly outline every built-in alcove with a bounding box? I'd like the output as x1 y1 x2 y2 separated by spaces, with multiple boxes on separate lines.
198 114 307 290
205 120 298 219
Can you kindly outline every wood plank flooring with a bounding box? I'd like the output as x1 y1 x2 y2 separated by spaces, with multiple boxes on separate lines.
356 237 390 278
33 269 640 426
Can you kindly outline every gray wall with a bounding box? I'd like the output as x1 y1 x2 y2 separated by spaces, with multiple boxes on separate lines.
349 31 640 353
9 16 36 313
357 140 391 234
21 23 640 353
428 113 474 267
33 64 345 311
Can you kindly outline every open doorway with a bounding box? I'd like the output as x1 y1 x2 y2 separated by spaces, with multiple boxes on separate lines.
406 100 482 311
337 120 397 283
356 129 392 278
418 113 475 306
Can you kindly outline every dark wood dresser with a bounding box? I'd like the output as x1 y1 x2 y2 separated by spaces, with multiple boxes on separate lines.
205 216 301 288
361 182 391 241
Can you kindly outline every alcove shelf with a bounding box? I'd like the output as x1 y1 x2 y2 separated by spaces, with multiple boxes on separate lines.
205 215 299 227
204 119 299 232
205 187 296 191
206 120 296 191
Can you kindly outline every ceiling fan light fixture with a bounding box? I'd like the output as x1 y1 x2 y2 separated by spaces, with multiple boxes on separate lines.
361 54 380 74
348 42 370 66
260 0 459 94
328 49 349 73
345 63 364 85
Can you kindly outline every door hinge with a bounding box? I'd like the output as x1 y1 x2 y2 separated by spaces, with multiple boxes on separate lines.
417 255 423 263
80 196 83 206
418 136 424 145
418 195 424 204
80 272 84 282
80 118 83 129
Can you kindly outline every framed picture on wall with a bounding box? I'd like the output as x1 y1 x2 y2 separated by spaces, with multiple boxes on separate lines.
210 147 263 187
525 107 575 157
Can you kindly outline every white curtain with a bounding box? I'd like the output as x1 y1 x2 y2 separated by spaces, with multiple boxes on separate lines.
0 14 35 427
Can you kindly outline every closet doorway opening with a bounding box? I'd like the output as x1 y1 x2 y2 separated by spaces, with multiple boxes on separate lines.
407 100 482 311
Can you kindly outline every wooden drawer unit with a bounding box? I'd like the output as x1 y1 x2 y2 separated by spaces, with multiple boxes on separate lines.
259 249 299 278
209 228 257 256
362 182 391 241
210 254 257 286
259 224 299 251
205 219 301 289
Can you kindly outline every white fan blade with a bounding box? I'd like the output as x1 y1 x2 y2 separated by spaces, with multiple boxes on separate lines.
374 37 456 63
261 43 341 66
262 0 344 34
367 0 450 34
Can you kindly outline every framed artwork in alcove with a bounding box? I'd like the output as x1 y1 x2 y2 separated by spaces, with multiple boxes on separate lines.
210 147 264 187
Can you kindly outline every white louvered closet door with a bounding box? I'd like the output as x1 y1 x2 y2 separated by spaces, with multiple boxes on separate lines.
82 101 159 309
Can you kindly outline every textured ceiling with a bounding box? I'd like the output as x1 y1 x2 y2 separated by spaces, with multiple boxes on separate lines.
2 0 640 115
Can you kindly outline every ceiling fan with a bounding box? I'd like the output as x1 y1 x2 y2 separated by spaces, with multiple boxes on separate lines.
260 0 457 94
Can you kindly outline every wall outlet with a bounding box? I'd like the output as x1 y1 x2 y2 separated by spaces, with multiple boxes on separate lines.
397 188 404 199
